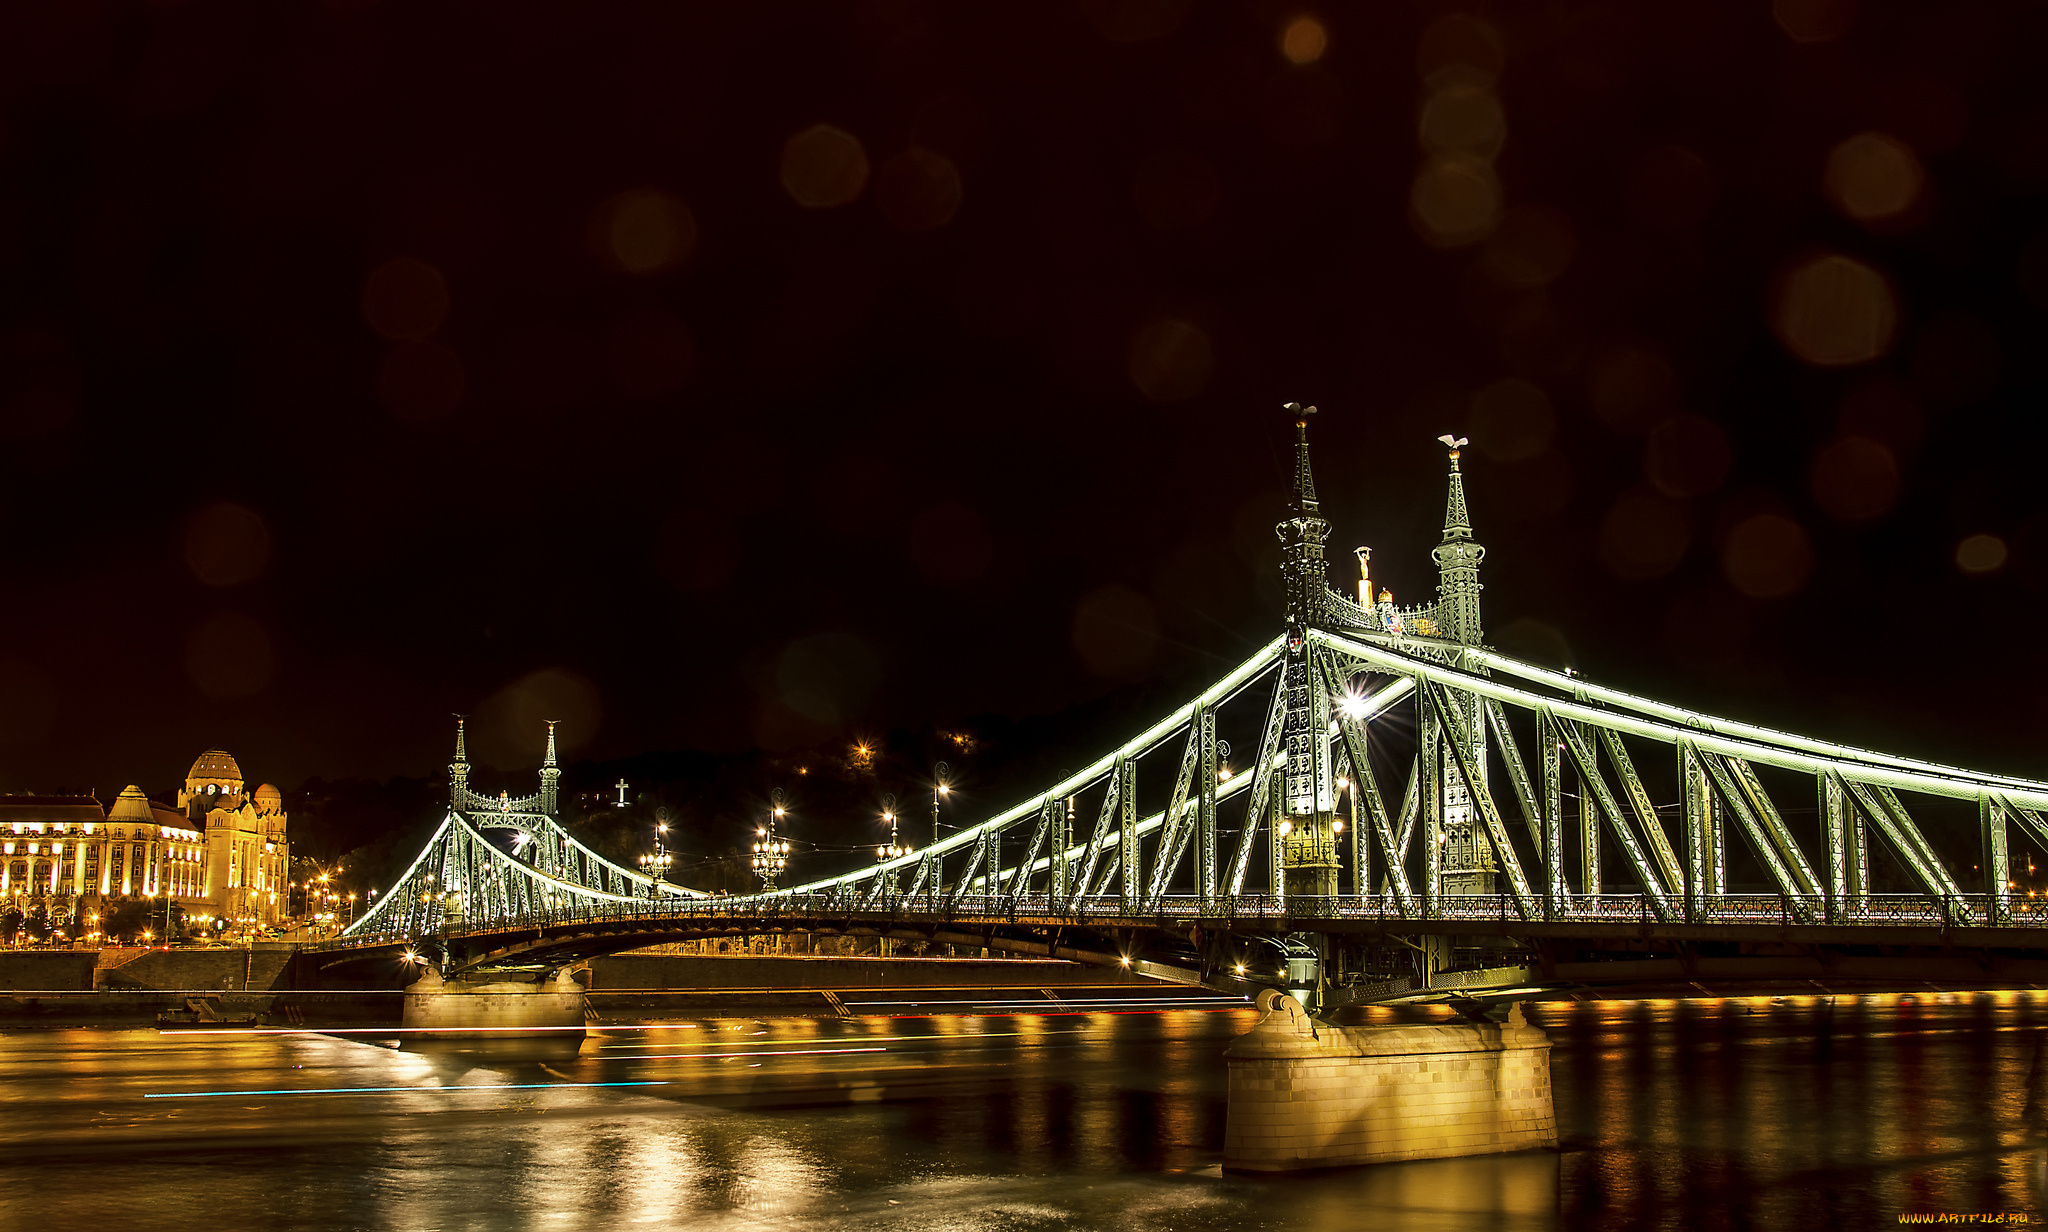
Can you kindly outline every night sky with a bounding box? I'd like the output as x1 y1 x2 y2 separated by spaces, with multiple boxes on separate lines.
1 0 2044 800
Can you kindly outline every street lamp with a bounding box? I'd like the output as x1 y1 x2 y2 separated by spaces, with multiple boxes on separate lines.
931 761 951 848
639 819 673 894
876 793 908 861
752 792 790 889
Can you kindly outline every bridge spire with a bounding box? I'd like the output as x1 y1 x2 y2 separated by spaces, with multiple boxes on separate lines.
449 715 470 807
1431 435 1485 646
1275 403 1331 638
539 720 561 816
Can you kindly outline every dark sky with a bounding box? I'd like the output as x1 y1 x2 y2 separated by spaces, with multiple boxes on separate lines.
1 0 2044 796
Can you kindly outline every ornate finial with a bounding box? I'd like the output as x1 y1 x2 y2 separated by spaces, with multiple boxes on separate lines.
452 715 468 765
542 720 559 768
1431 433 1485 644
1274 404 1332 636
1438 435 1473 544
1285 402 1321 510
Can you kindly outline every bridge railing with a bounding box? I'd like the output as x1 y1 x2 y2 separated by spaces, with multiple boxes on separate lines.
338 889 2043 948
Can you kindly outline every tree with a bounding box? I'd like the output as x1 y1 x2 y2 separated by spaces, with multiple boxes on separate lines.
103 898 152 944
0 907 19 943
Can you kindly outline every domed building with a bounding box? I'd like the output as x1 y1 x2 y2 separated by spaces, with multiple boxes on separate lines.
0 748 290 934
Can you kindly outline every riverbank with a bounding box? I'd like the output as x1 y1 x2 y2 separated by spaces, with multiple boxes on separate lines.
0 950 1201 1027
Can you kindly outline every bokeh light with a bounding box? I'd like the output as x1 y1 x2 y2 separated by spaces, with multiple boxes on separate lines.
1645 415 1731 499
1127 318 1214 402
1808 436 1898 522
361 258 448 342
1419 86 1505 160
873 148 963 233
183 502 271 586
1721 514 1814 599
1417 13 1504 87
1598 490 1693 580
1773 0 1857 43
1280 16 1327 66
595 189 698 274
1479 205 1575 289
1956 534 2008 575
1078 0 1188 43
1772 253 1897 367
185 610 275 699
480 667 601 759
1410 158 1501 248
780 125 869 209
1824 133 1924 225
1587 346 1680 434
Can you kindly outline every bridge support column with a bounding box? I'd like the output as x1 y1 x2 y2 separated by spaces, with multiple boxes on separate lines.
401 965 587 1039
1223 989 1554 1172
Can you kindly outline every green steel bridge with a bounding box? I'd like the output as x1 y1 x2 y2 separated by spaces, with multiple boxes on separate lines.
319 409 2048 1009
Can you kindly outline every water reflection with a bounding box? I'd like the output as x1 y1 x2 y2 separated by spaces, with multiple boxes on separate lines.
2 993 2047 1228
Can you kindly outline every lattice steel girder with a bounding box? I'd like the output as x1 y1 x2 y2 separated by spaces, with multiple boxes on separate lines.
1007 798 1056 906
1469 646 2048 801
1724 758 1824 898
1596 728 1686 896
1115 757 1139 904
1683 744 1713 922
1483 698 1552 870
1693 752 1818 923
1230 672 1287 897
946 840 986 911
1147 713 1205 905
1819 771 1851 918
1419 682 1443 915
1323 659 1415 914
1554 717 1680 921
468 810 700 900
1426 680 1539 918
812 638 1284 899
345 811 646 939
1320 635 2048 809
1837 781 1965 910
1536 707 1565 913
1393 759 1420 869
2004 799 2048 861
1074 757 1123 906
1578 724 1601 897
1981 793 2012 925
1197 705 1219 904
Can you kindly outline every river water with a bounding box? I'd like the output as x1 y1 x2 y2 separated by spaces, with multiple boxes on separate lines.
2 991 2043 1230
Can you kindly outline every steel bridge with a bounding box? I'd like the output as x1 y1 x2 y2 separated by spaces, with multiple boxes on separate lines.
327 409 2048 1007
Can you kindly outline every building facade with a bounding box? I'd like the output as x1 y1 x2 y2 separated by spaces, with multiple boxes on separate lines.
0 748 291 935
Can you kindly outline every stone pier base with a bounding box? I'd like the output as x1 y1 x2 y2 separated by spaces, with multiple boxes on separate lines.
400 967 587 1039
1223 989 1555 1171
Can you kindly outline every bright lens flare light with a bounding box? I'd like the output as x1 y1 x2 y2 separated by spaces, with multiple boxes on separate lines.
1339 691 1369 719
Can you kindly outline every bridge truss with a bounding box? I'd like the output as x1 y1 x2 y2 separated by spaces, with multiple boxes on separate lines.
335 412 2048 1003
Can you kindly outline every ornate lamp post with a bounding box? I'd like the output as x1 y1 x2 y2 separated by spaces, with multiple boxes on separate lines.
876 793 908 861
931 762 951 848
752 792 790 890
639 817 673 894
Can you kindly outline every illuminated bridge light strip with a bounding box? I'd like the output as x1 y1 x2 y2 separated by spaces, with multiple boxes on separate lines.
145 1081 671 1099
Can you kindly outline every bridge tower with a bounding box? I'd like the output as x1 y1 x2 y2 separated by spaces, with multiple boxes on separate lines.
449 715 470 806
539 720 561 816
1274 405 1339 899
1431 439 1497 896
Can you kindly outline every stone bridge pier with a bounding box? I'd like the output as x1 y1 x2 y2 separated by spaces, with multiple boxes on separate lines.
401 963 587 1039
1222 989 1555 1171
